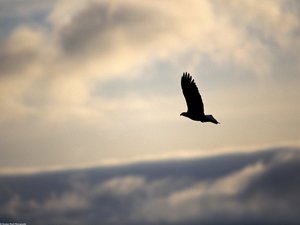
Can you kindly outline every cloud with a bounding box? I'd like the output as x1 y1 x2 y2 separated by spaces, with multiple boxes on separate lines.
1 0 299 119
55 1 164 55
0 0 300 174
1 0 298 120
94 176 146 196
43 192 89 212
215 0 300 48
0 147 300 225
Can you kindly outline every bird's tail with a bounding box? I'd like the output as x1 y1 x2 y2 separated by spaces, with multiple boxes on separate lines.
206 115 219 124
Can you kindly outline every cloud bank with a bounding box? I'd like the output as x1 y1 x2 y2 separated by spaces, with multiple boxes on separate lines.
0 147 300 225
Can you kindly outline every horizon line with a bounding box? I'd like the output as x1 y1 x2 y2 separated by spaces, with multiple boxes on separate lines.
1 142 299 176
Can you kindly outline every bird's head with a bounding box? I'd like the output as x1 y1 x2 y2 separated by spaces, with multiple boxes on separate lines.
180 112 188 117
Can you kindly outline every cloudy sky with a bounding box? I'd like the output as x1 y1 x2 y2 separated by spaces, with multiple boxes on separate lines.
1 0 300 173
1 0 300 224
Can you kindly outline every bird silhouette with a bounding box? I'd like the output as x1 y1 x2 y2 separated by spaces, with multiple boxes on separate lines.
180 72 219 124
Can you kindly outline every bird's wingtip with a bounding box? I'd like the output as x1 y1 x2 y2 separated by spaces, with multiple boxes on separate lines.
182 72 193 81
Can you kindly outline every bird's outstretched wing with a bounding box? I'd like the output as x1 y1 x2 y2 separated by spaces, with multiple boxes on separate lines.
181 72 204 115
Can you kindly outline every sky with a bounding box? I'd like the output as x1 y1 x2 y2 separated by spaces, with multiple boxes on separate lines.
0 0 299 173
0 0 300 224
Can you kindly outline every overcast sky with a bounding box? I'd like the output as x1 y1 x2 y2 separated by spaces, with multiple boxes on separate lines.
1 1 300 224
0 0 300 173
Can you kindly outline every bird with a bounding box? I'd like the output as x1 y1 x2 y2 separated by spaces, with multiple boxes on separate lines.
180 72 219 124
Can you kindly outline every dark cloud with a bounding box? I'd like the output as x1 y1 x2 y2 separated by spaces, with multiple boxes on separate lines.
0 44 39 76
58 1 167 57
0 147 300 225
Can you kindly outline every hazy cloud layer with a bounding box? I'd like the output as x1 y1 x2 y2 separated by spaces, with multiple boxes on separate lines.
0 147 300 225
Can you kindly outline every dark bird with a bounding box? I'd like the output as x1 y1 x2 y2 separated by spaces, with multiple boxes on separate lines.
180 72 219 124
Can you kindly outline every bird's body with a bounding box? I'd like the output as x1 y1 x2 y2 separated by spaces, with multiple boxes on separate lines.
180 72 219 124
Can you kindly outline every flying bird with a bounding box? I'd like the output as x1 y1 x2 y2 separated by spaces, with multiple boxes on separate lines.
180 72 219 124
